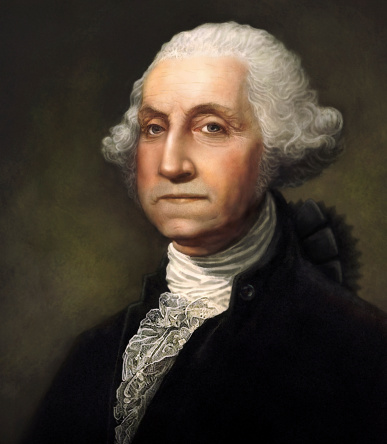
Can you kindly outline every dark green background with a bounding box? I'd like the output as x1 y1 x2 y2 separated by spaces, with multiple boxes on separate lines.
1 0 386 442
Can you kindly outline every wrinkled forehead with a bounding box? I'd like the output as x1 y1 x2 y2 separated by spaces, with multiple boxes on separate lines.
142 56 251 114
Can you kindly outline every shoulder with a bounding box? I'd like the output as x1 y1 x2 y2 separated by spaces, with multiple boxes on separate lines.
246 191 387 370
21 308 132 444
75 307 129 351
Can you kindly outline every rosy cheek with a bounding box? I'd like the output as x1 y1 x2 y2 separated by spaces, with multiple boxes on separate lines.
222 154 239 172
137 148 158 188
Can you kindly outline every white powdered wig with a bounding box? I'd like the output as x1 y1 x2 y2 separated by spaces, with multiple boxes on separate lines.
102 22 343 198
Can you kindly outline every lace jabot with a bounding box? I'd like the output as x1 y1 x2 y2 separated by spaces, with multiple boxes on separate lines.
114 192 277 443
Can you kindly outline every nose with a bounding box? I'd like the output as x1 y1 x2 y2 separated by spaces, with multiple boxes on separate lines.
158 132 196 182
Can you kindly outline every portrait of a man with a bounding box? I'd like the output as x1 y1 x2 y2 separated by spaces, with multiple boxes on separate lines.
21 21 386 444
1 2 387 444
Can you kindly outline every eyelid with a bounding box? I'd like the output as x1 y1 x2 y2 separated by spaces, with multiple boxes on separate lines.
193 114 226 127
147 123 165 135
193 118 229 136
201 123 224 134
139 122 166 138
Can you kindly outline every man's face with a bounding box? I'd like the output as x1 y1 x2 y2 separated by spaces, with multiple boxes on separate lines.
136 56 264 256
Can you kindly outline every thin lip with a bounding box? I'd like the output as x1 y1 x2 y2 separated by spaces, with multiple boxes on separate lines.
158 194 207 201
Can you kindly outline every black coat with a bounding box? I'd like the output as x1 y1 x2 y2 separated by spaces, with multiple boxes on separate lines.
23 193 387 444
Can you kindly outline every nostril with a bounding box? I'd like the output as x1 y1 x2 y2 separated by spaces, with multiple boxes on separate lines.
169 171 195 183
159 158 196 181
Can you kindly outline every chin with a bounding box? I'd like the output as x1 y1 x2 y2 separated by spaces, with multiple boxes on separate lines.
157 218 212 242
161 220 200 239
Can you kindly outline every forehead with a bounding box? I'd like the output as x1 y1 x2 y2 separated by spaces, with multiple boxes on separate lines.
142 56 250 113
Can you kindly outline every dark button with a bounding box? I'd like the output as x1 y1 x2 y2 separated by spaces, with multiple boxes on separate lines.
239 284 255 301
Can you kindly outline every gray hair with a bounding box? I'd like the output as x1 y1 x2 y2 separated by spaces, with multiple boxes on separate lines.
102 22 343 198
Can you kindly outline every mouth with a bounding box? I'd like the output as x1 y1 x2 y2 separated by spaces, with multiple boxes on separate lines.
158 194 207 203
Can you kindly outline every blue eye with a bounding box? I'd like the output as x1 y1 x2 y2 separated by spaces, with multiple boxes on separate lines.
203 123 222 133
148 124 164 135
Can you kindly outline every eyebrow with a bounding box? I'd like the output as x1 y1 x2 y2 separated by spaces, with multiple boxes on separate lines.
138 102 239 121
187 103 238 119
138 105 168 122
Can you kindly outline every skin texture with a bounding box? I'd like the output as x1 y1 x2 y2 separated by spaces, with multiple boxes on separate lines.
136 56 265 256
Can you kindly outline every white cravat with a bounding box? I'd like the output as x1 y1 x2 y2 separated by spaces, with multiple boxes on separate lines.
114 192 276 444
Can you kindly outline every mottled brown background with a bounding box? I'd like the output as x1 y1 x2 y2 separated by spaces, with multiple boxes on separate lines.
1 0 386 442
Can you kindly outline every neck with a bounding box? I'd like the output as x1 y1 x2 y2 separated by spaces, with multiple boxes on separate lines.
167 191 277 288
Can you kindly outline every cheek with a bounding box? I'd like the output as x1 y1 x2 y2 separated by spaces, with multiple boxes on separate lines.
210 147 261 198
237 144 262 189
136 146 159 195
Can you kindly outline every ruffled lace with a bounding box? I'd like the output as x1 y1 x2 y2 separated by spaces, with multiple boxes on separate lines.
114 293 217 444
114 192 277 443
